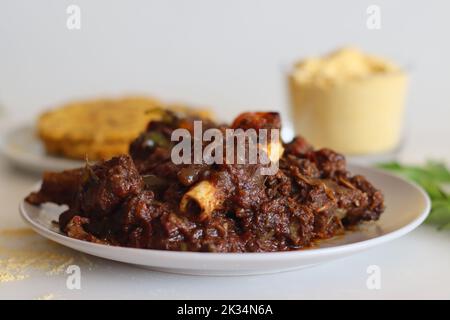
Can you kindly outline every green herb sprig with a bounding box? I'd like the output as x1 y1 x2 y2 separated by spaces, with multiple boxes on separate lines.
378 160 450 230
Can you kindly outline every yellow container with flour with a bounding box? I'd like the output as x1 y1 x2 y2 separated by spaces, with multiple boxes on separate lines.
289 48 408 155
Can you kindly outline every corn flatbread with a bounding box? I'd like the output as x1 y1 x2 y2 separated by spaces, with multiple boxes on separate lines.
38 96 212 160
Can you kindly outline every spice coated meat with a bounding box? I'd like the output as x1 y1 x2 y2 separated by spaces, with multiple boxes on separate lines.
26 111 384 252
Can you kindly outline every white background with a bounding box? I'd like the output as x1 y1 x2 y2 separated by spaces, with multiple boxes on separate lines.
1 1 450 300
1 0 450 132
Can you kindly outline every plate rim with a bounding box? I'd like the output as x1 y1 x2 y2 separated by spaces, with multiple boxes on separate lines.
19 164 431 262
0 123 85 171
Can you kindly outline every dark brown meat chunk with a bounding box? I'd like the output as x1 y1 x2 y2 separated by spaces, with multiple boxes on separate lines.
77 155 143 217
231 112 281 131
284 136 313 156
25 168 83 206
306 148 347 178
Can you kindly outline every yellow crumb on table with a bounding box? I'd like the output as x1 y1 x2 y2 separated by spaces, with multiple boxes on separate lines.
0 272 29 283
36 293 55 300
0 228 95 283
0 228 35 237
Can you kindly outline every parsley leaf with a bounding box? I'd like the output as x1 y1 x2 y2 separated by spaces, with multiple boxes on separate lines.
377 160 450 230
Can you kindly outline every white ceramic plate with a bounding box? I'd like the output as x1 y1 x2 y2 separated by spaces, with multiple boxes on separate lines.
19 165 430 276
0 124 84 173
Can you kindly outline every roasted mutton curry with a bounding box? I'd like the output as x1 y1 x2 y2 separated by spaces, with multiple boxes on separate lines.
26 112 384 252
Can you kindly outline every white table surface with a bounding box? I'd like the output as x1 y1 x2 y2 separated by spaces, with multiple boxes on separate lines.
0 119 449 300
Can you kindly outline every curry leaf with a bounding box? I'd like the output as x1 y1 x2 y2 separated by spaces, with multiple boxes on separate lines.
377 160 450 230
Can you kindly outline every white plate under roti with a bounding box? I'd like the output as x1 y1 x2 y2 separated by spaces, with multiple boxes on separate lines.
0 124 84 173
